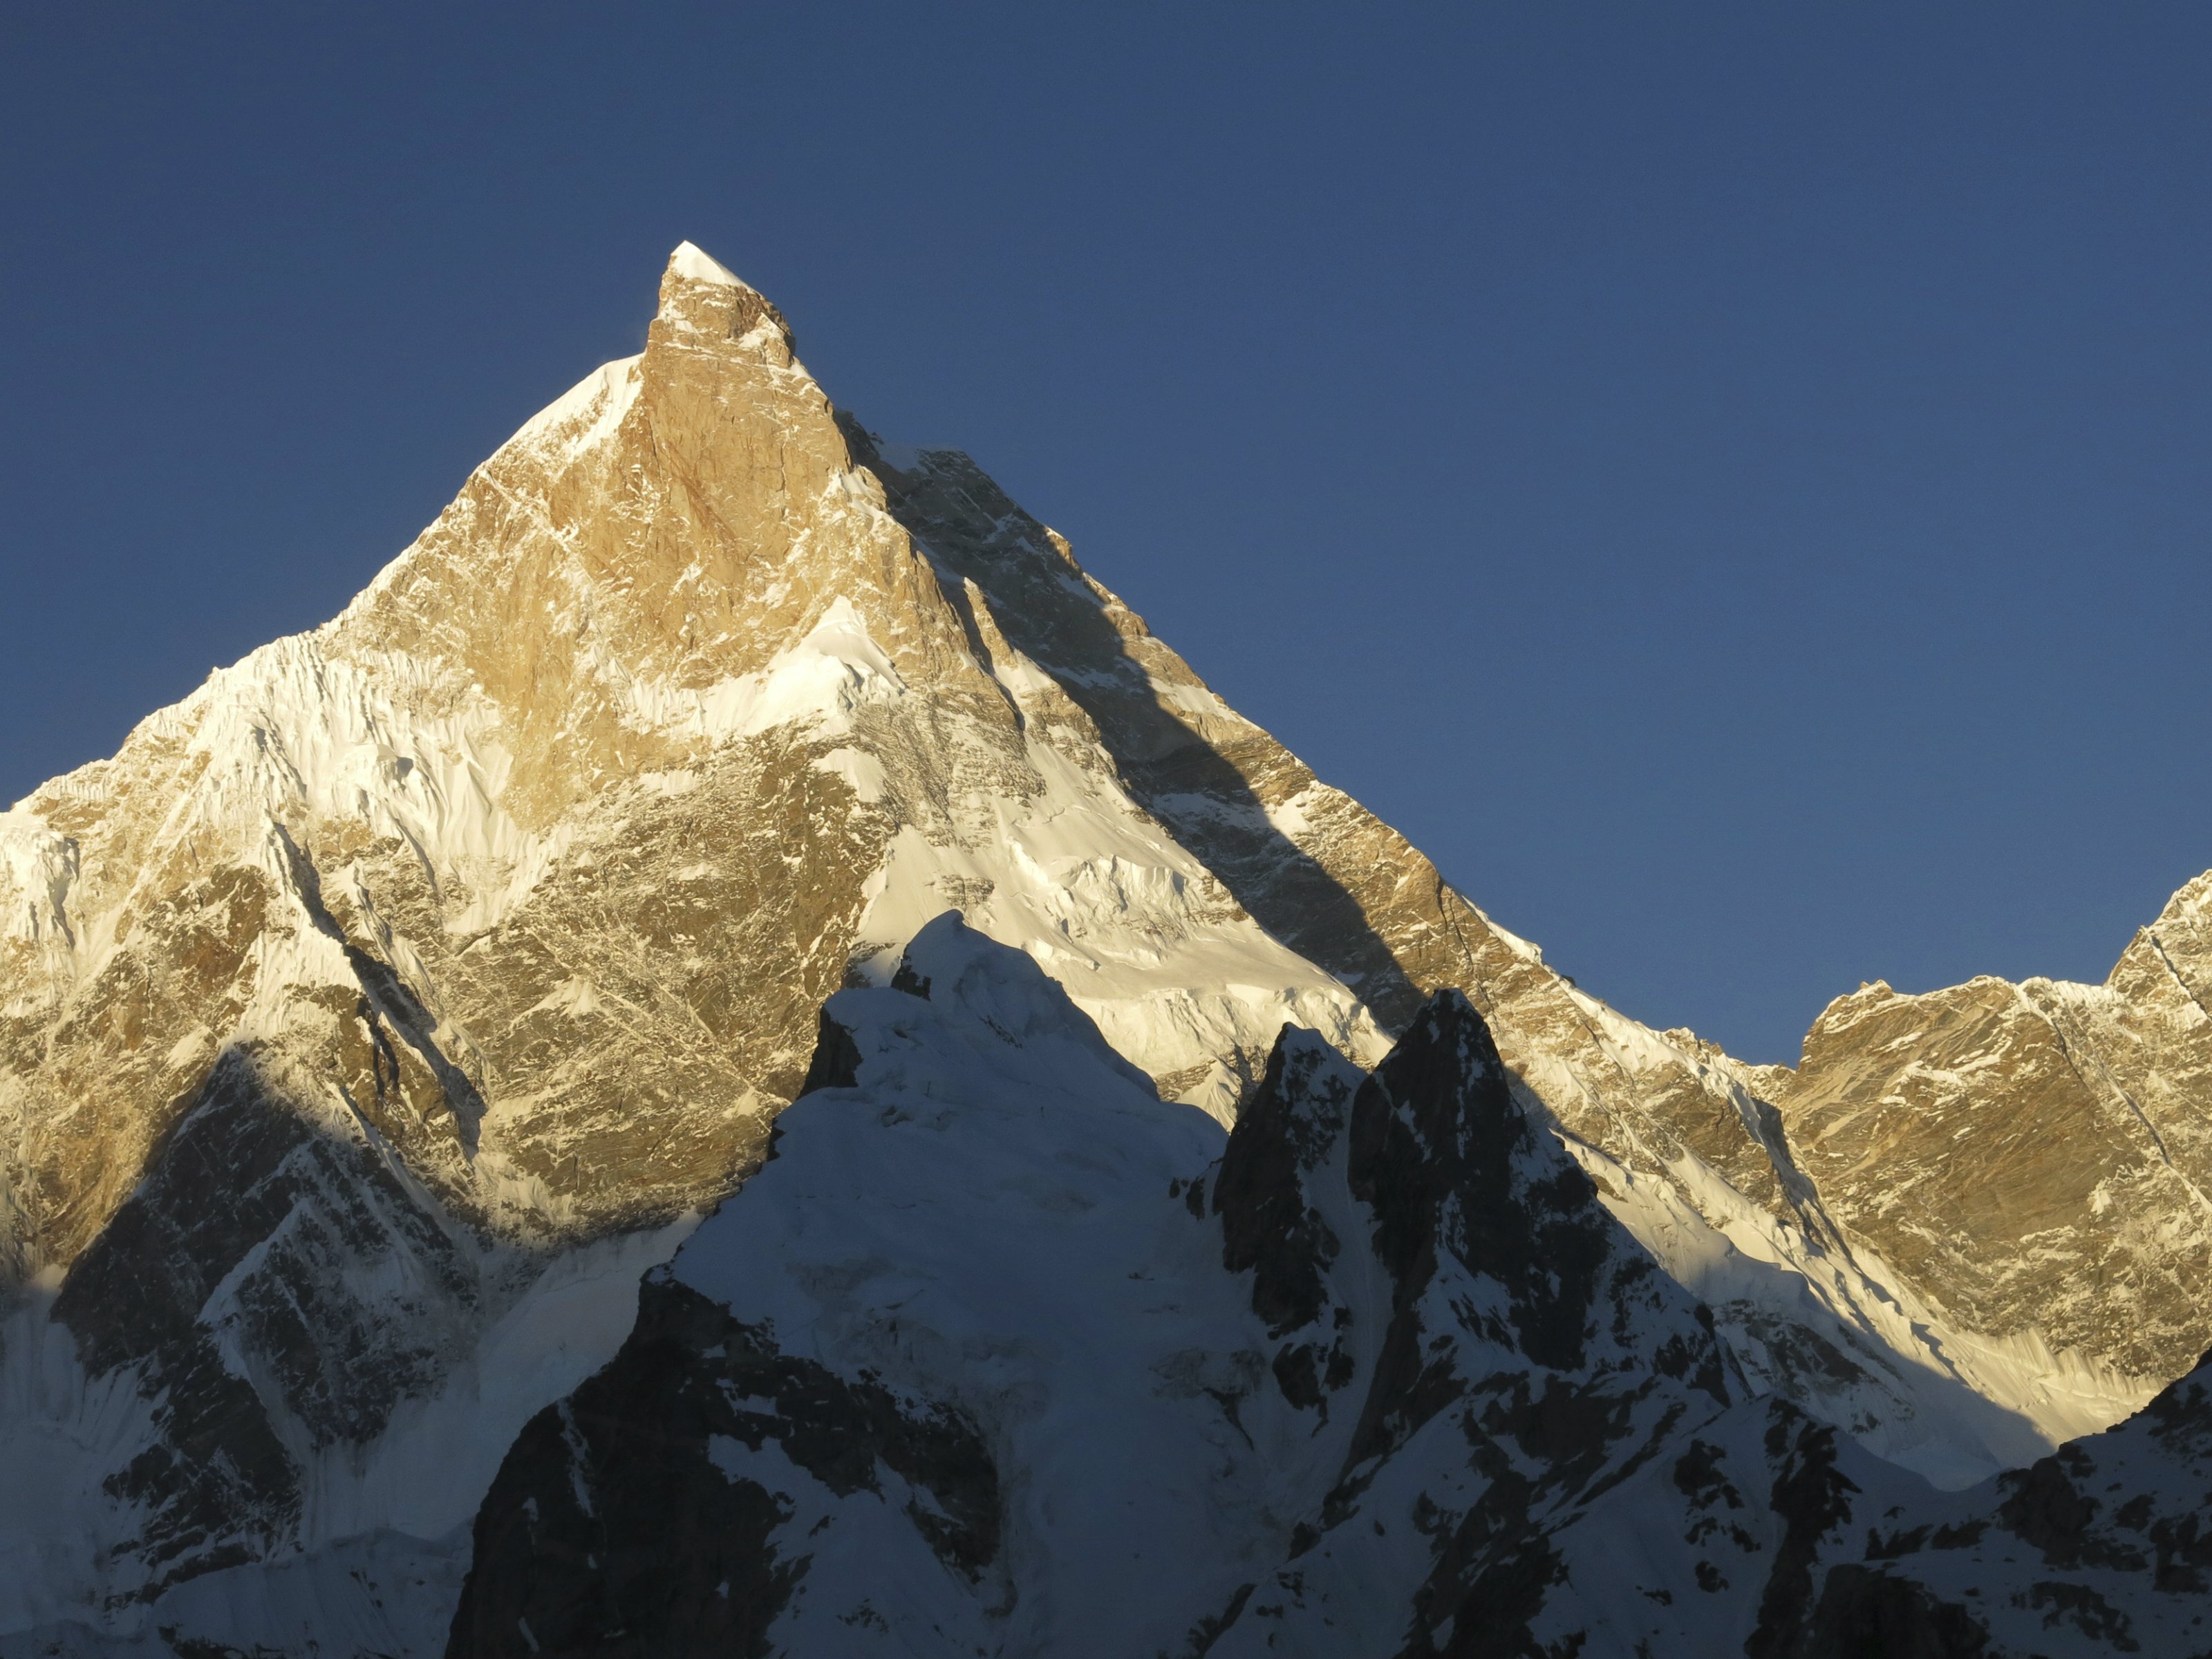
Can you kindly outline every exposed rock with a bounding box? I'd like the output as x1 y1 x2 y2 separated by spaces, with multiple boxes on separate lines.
1777 881 2212 1385
444 1273 996 1659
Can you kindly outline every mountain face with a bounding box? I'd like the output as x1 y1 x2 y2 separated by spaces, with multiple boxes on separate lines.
447 923 2212 1658
0 241 2206 1653
447 916 1747 1657
1769 872 2212 1385
1515 1345 2212 1659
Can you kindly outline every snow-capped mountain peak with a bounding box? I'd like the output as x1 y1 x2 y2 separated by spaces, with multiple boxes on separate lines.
3 241 2210 1656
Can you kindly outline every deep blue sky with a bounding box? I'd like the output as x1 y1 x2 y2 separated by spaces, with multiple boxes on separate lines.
4 5 2208 1063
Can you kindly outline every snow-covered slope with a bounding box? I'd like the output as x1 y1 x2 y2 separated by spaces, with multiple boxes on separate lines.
838 427 2170 1482
449 923 2212 1658
447 918 1748 1656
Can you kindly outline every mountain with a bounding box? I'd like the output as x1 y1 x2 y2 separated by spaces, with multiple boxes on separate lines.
447 916 1748 1657
447 921 2212 1658
0 242 2206 1653
1768 874 2212 1386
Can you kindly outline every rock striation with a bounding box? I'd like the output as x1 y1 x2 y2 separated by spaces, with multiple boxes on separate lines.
1773 874 2212 1385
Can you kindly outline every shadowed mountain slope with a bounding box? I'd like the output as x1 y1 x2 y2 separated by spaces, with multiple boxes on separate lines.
450 924 2212 1658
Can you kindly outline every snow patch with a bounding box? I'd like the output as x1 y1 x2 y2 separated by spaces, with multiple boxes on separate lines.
626 597 907 747
503 355 641 465
668 241 749 290
0 813 77 946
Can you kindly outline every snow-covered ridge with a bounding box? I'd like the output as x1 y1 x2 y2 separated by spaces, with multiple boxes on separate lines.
445 925 2212 1657
502 352 641 465
448 923 1751 1656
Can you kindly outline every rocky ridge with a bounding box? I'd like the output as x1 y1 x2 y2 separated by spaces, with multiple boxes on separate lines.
1772 872 2212 1382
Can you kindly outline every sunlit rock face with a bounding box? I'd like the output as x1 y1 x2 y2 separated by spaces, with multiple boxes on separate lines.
1774 874 2212 1385
0 240 2207 1651
447 927 2212 1658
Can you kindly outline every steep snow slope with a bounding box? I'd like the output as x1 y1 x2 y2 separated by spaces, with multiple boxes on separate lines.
1540 1335 2212 1657
447 918 1751 1657
841 427 2167 1480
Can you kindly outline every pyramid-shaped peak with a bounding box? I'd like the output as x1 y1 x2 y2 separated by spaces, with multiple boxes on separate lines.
653 240 792 352
666 239 753 292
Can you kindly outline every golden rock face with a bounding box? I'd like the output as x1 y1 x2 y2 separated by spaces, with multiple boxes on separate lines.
1777 872 2212 1381
2 253 989 1266
0 245 1806 1297
1 242 2209 1605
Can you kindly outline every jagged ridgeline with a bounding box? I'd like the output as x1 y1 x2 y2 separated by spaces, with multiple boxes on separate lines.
0 243 2208 1656
449 920 2212 1659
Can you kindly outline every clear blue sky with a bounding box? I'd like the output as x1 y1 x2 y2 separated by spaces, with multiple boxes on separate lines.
5 4 2208 1063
